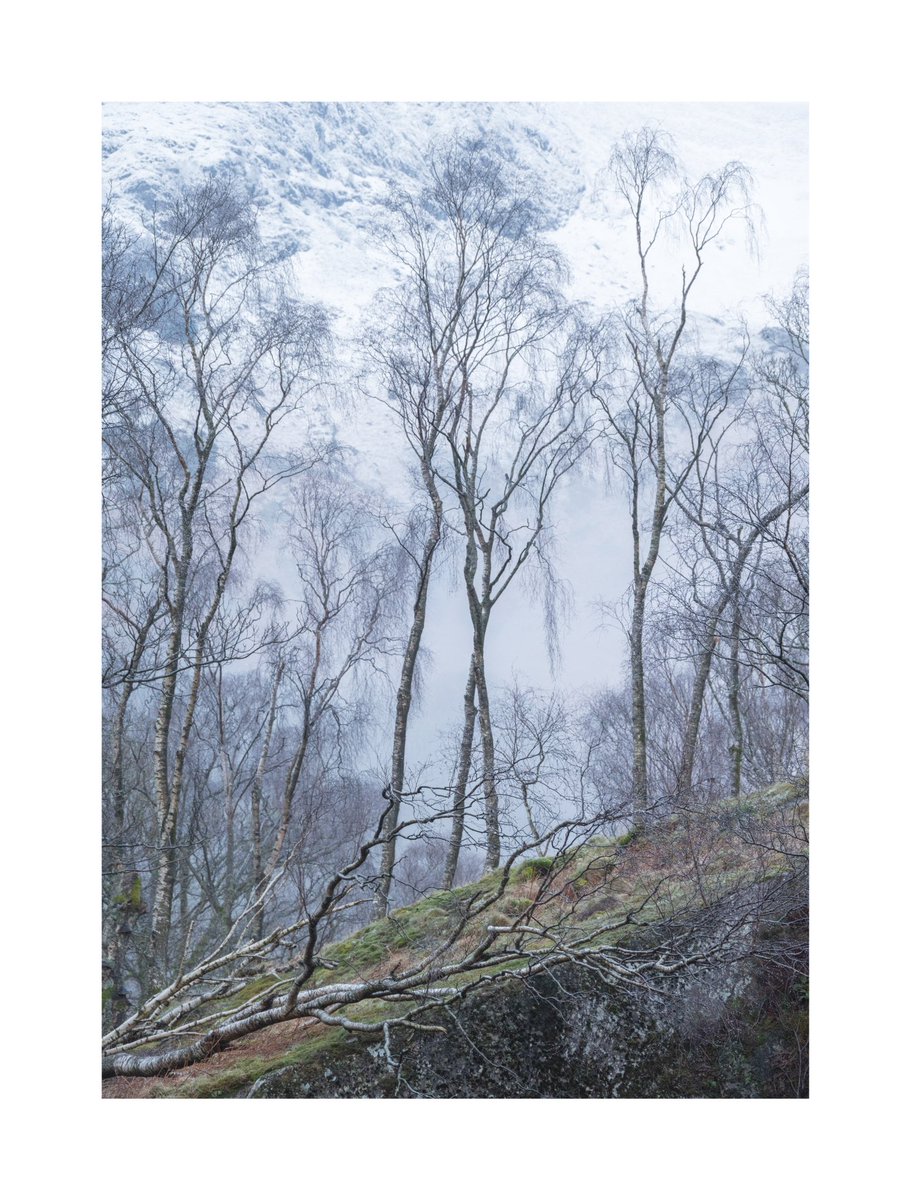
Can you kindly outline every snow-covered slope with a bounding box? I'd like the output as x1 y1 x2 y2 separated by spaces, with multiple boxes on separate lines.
103 101 806 321
104 102 583 316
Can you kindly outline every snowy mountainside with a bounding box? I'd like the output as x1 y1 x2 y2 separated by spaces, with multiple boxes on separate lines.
103 102 585 314
102 101 806 326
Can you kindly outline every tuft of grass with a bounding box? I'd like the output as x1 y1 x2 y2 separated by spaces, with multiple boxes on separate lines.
515 856 555 883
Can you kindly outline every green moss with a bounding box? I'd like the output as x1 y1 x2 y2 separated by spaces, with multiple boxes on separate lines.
112 875 144 910
147 1026 348 1098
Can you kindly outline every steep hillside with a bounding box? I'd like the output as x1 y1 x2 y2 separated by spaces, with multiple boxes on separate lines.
103 782 808 1099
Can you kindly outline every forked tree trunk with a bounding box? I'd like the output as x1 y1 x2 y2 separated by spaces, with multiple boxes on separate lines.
676 491 805 803
677 618 722 801
151 628 209 975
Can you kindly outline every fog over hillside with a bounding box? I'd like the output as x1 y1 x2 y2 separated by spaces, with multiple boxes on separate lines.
102 101 806 761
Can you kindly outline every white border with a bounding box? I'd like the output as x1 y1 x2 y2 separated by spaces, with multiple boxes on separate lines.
5 1 906 1193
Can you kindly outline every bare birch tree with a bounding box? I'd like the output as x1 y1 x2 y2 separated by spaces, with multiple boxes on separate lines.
641 272 808 800
369 142 594 890
440 326 596 875
739 273 809 703
249 471 400 933
592 127 755 813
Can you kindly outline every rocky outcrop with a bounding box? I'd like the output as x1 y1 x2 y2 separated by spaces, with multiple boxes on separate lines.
249 873 808 1099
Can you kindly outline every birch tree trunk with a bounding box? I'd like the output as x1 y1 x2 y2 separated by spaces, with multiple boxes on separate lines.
103 689 135 1030
103 594 159 1027
474 640 500 870
628 377 668 813
675 482 807 800
250 661 283 940
677 621 723 801
727 601 745 798
442 659 478 890
375 484 443 917
597 127 755 817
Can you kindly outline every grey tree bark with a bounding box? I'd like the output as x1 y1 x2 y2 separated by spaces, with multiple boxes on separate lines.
442 658 478 890
727 600 745 798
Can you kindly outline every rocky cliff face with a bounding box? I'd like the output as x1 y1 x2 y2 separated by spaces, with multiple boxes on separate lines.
248 874 808 1099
